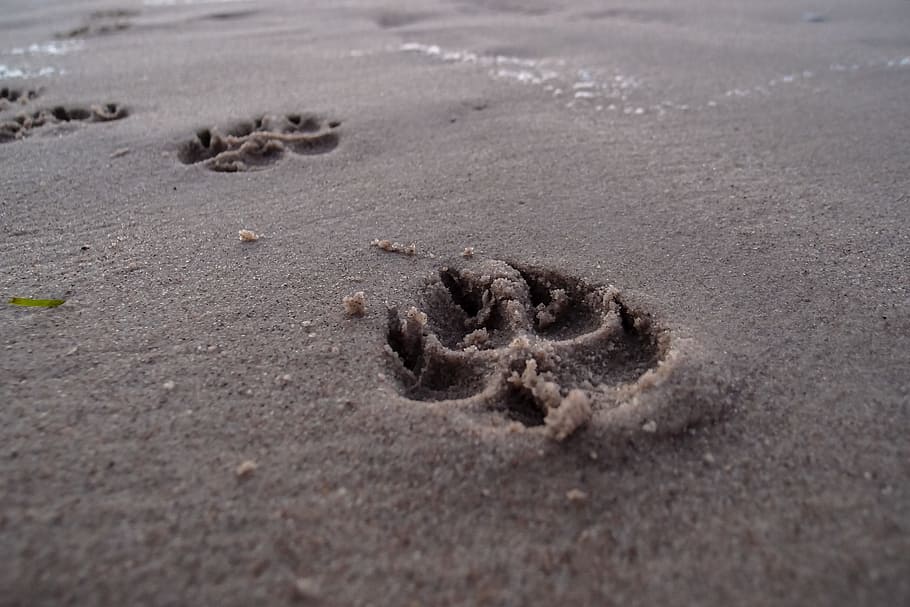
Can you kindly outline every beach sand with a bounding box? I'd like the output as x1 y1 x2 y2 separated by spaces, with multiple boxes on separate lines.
1 0 908 605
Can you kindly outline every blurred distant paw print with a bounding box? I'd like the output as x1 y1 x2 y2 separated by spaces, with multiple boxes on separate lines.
0 102 127 144
177 113 340 172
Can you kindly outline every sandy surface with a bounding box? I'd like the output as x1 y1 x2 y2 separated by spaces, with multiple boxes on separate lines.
1 0 908 605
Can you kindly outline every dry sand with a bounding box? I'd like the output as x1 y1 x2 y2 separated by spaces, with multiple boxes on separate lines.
1 0 908 605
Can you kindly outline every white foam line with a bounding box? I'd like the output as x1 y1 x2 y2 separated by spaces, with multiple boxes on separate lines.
0 64 62 79
493 68 541 84
144 0 248 5
9 40 84 56
399 42 910 119
399 40 643 110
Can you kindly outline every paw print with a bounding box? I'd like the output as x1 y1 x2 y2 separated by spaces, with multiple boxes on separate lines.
0 86 40 110
0 102 127 143
384 259 695 441
177 112 340 172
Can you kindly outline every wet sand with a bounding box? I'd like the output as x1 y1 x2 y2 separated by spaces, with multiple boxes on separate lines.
1 0 908 605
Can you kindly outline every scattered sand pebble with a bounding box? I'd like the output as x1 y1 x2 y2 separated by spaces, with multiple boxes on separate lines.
238 229 259 242
462 246 475 258
370 238 416 256
292 577 320 600
566 488 588 503
162 380 176 391
276 374 292 385
236 460 258 478
343 291 367 317
109 147 130 158
642 420 658 433
579 527 599 542
703 452 716 465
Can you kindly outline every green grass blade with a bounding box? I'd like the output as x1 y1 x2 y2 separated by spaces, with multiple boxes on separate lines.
8 297 66 308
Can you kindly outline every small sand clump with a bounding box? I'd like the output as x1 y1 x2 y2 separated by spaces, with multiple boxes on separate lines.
461 328 489 348
236 460 257 478
239 229 259 242
545 389 593 441
343 291 367 317
371 239 416 256
508 358 562 410
566 488 588 503
536 288 570 329
293 577 320 601
405 306 428 327
505 357 592 440
462 246 475 258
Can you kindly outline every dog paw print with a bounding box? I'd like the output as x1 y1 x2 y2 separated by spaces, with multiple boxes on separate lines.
0 86 40 111
0 102 128 143
177 113 341 172
57 9 138 39
385 259 724 441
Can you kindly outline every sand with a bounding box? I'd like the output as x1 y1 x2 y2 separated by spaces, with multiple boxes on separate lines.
1 0 908 605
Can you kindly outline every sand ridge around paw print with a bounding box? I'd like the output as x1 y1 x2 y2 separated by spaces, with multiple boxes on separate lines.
384 258 735 442
176 112 341 172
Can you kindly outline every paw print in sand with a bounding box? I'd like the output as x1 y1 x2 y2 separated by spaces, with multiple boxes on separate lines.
386 259 729 441
0 103 128 143
56 9 138 39
0 86 40 109
177 113 340 172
